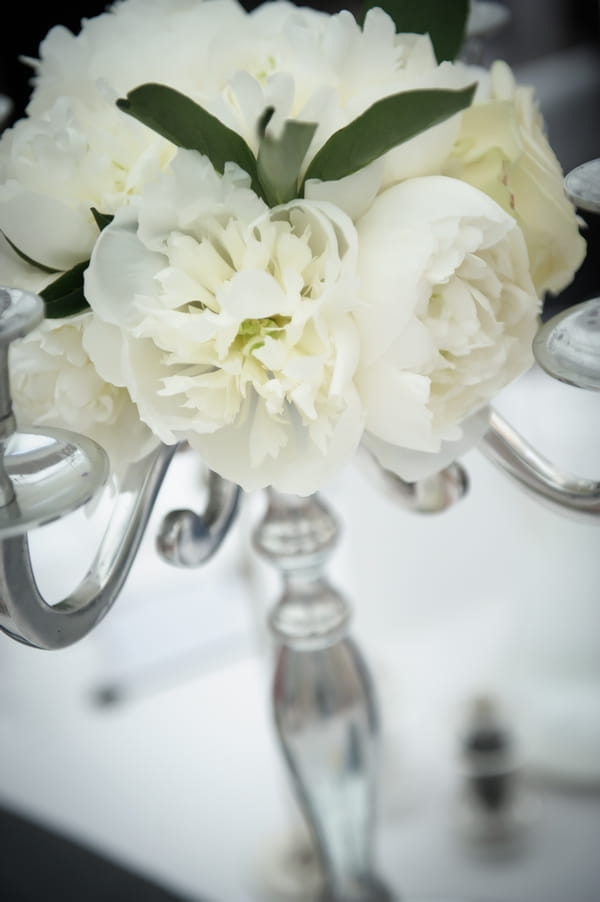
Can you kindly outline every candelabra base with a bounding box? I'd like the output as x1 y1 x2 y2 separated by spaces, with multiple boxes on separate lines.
257 821 494 902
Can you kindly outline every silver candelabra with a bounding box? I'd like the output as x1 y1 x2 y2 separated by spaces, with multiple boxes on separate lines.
0 158 598 901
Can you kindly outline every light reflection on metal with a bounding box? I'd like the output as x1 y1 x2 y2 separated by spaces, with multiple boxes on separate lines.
0 287 242 649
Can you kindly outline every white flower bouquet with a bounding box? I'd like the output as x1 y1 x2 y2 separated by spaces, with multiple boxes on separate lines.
0 0 586 493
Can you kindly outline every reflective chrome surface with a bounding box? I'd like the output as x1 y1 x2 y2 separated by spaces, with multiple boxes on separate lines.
359 448 469 515
480 408 600 522
564 157 600 214
0 286 244 648
273 640 394 902
0 427 109 536
0 288 47 505
0 442 177 649
533 159 600 389
0 285 165 648
156 468 241 566
0 287 44 343
533 297 600 391
253 490 394 902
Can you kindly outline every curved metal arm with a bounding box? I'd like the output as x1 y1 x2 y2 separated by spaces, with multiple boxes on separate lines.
479 408 600 522
156 468 242 566
0 442 243 649
357 446 469 514
0 442 177 649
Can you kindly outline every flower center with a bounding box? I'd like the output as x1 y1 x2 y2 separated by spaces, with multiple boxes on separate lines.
235 315 291 354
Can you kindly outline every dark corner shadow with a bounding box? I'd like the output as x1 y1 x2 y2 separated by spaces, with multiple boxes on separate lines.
0 804 207 902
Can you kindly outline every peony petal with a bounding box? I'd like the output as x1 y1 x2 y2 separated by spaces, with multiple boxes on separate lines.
0 183 96 270
217 268 288 320
359 359 434 451
188 385 364 495
85 210 164 327
304 158 384 222
362 406 491 482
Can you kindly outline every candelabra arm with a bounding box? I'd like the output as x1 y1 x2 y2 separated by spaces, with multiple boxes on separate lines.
479 408 600 522
358 447 469 514
156 468 242 567
0 441 177 650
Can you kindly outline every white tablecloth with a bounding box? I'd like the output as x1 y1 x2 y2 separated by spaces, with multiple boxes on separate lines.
0 364 599 902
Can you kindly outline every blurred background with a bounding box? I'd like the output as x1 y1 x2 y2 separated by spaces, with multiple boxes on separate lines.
0 2 600 902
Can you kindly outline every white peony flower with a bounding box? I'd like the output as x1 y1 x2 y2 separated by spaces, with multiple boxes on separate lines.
20 0 481 224
0 233 49 295
9 312 158 479
443 60 586 297
84 150 363 494
362 405 491 484
355 175 541 481
27 0 249 115
1 233 157 483
0 0 585 492
0 95 173 271
0 87 172 483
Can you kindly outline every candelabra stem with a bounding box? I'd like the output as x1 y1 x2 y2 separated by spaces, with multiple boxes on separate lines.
253 490 393 902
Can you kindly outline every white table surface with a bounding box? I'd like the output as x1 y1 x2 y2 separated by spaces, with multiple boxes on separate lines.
1 365 599 902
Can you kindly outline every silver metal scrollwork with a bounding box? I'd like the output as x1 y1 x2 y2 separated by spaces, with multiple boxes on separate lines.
0 287 241 650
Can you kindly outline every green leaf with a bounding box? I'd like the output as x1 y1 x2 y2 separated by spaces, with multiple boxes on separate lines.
361 0 470 62
40 260 90 318
91 207 114 231
1 230 61 275
257 117 318 206
302 84 476 189
117 83 262 197
257 106 276 136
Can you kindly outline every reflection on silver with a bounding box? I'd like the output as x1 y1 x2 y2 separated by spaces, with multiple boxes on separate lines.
480 408 600 522
253 490 394 902
0 427 109 536
0 287 242 649
0 441 243 649
533 297 600 391
564 158 600 214
482 157 600 515
156 468 241 566
0 442 177 649
358 447 469 514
